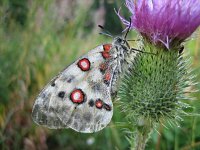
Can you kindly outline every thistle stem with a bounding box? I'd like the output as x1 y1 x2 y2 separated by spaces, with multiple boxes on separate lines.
133 118 152 150
134 130 149 150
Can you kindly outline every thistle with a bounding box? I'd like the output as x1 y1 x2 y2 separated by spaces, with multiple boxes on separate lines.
117 0 200 149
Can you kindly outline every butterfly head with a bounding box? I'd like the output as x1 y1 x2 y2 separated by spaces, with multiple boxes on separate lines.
113 36 130 50
113 36 125 44
112 18 132 50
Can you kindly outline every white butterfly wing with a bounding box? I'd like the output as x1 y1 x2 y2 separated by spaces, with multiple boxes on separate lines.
32 45 114 133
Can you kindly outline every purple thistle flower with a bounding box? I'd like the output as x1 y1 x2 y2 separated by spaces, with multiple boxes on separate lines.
117 0 200 48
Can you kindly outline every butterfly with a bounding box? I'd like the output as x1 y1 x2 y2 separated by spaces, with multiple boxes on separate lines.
32 27 139 133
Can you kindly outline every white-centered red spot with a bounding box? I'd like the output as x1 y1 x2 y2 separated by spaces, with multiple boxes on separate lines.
77 58 90 71
95 99 103 109
70 89 84 104
103 44 112 52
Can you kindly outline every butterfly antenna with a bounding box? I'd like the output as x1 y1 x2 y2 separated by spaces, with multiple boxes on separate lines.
124 18 132 40
98 25 113 38
99 32 113 38
131 48 157 55
127 39 140 42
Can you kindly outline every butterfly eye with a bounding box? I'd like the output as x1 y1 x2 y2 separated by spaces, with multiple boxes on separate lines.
122 40 126 44
117 38 122 43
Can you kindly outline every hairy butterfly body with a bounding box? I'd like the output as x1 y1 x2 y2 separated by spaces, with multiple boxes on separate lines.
32 36 137 133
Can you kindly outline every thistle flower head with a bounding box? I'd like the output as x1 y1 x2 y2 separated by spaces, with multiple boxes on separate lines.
118 0 200 48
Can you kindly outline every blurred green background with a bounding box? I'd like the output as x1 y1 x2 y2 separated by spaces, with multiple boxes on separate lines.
0 0 200 149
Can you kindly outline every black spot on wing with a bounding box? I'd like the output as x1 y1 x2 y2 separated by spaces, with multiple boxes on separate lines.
103 103 112 111
58 91 65 98
60 75 75 83
51 82 56 87
104 80 110 86
66 75 75 83
100 68 105 74
88 99 94 107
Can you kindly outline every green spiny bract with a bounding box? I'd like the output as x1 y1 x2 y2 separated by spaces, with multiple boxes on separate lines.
118 40 193 127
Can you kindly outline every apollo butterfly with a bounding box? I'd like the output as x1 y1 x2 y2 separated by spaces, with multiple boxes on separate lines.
32 28 139 133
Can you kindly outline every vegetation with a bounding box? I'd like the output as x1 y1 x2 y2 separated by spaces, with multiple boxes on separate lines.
0 0 200 149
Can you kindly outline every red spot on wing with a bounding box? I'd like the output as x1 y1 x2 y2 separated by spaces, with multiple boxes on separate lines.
104 72 111 81
102 44 112 59
95 99 112 111
70 89 85 104
77 58 90 71
101 51 110 59
103 44 112 52
95 99 103 109
100 63 107 72
100 63 106 70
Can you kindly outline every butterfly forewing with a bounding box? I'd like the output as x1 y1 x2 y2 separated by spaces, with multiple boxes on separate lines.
32 45 114 133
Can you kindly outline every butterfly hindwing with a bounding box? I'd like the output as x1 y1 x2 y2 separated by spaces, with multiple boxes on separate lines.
32 45 114 133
